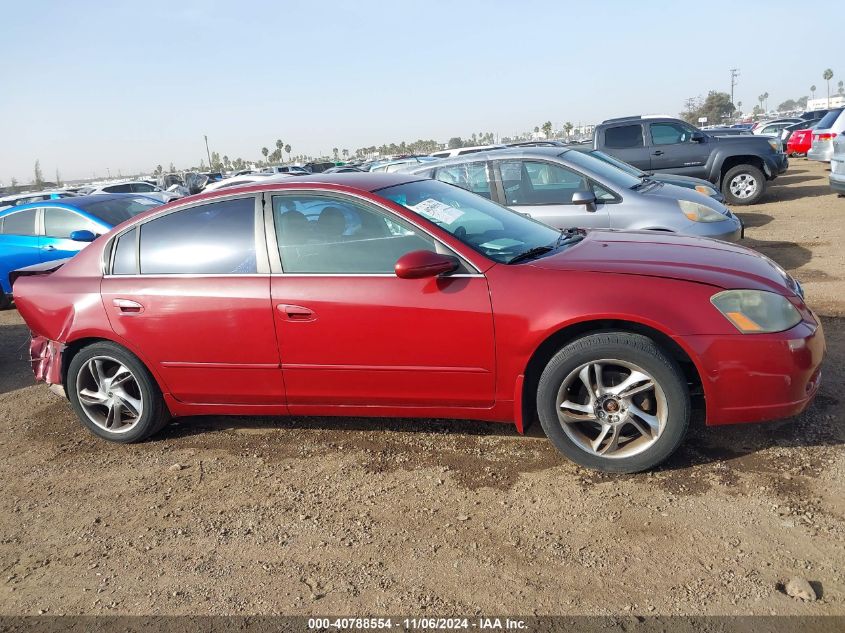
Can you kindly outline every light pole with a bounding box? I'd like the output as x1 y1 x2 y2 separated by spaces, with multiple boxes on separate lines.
204 135 212 169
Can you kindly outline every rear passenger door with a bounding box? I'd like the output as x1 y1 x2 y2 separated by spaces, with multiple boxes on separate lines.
493 159 611 230
646 121 709 178
0 208 41 293
601 123 650 170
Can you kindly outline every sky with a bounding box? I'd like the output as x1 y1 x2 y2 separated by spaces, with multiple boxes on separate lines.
0 0 842 183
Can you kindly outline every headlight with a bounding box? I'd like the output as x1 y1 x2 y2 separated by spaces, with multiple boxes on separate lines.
767 138 780 152
694 184 720 197
711 290 801 333
678 199 726 222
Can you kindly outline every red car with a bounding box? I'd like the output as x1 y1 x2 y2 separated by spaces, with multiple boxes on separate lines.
11 174 825 472
787 128 815 156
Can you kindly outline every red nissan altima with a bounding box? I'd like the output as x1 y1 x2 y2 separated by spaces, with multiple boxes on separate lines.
12 173 824 472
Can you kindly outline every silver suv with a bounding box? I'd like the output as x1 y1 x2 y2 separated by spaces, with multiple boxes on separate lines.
808 108 845 163
400 148 742 241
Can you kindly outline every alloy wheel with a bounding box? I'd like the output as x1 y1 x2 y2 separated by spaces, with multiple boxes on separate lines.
555 359 667 459
729 173 758 200
75 356 144 433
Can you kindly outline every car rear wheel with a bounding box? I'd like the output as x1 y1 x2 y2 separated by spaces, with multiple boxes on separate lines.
67 342 170 443
722 164 765 205
537 332 690 473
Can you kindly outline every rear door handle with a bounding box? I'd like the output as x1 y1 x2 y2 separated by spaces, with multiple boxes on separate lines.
112 298 144 314
277 304 316 321
652 150 664 156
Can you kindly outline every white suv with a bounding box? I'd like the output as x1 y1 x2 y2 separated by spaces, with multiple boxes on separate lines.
808 108 845 163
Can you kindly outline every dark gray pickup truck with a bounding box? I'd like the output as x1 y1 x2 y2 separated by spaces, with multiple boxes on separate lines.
593 116 789 205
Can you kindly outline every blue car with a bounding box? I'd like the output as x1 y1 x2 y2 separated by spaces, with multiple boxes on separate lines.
0 194 163 308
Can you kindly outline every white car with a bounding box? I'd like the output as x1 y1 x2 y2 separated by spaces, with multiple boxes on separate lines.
429 144 506 159
81 181 180 203
201 173 299 192
261 165 310 175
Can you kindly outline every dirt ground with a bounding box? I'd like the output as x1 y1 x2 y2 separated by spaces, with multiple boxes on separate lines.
0 160 843 617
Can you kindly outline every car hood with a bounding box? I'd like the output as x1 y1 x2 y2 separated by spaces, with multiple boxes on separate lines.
530 230 800 295
707 134 776 149
640 181 730 215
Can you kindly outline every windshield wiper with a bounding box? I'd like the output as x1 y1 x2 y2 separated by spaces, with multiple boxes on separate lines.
508 245 554 265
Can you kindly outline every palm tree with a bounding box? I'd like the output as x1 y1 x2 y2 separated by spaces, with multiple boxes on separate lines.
763 92 769 111
342 149 349 159
757 94 765 111
838 80 844 96
823 69 834 106
332 147 339 160
261 147 269 159
284 144 291 162
810 85 816 100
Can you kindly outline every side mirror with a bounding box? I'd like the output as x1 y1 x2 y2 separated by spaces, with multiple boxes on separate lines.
69 229 96 242
571 191 598 212
395 250 459 279
691 131 706 143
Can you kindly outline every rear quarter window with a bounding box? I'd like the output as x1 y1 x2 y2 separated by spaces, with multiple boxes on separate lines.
604 124 644 149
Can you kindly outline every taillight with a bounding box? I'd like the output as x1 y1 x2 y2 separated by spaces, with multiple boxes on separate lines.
815 133 837 141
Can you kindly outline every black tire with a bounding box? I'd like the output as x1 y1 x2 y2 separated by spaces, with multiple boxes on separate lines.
721 164 766 205
536 332 690 473
67 341 170 443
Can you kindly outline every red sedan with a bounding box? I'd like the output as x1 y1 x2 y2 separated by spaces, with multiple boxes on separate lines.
12 174 824 472
787 128 814 156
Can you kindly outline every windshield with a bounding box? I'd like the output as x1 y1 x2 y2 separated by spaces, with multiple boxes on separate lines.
559 150 643 189
74 196 163 226
587 150 646 178
376 179 562 264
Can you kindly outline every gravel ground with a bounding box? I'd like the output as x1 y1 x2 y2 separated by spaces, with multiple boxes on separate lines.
0 159 843 616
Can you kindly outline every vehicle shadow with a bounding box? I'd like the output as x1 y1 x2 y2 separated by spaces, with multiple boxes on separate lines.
157 315 843 479
772 174 818 186
741 237 813 271
734 212 773 229
762 184 833 203
0 323 33 396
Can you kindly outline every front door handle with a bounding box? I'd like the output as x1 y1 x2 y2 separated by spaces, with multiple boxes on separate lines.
41 245 56 251
277 304 316 321
652 150 664 156
113 298 144 314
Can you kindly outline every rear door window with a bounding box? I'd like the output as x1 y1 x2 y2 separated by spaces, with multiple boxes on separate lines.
139 197 257 274
604 124 644 148
0 208 38 235
433 162 493 199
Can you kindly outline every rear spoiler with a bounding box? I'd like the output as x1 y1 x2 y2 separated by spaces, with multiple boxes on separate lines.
9 258 70 289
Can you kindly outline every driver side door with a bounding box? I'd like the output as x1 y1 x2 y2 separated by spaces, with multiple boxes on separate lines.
646 122 709 178
493 159 611 230
267 191 496 412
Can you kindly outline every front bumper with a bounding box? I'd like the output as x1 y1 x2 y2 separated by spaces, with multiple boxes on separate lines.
830 158 845 193
763 153 789 179
681 319 825 425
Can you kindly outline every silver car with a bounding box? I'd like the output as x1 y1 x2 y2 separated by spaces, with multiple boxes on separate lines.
830 133 845 196
400 148 742 241
807 108 845 163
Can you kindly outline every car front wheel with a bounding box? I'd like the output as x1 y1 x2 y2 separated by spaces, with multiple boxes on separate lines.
722 164 766 205
67 341 170 443
537 332 690 473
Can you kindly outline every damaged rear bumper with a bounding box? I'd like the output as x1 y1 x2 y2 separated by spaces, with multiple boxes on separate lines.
30 335 66 397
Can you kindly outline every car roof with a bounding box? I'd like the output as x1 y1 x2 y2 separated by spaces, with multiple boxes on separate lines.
0 193 155 216
402 147 567 171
